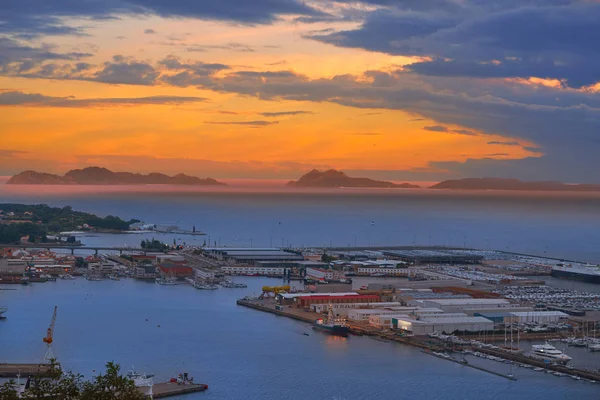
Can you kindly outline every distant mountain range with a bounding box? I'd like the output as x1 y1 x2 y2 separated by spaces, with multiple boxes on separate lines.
286 169 420 188
6 167 226 186
430 178 600 191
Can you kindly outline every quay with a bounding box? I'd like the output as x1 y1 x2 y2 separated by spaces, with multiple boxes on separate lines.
0 363 56 378
139 382 208 398
236 298 600 382
421 350 517 381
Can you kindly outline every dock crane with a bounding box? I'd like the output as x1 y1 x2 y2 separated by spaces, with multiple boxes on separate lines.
42 306 57 363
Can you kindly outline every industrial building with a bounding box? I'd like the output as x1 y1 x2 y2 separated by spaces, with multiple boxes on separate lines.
507 311 569 324
348 308 417 322
194 268 215 280
221 265 285 276
204 248 303 264
306 267 340 281
311 302 403 316
409 298 511 313
134 265 156 279
357 267 411 276
0 258 28 274
277 292 380 308
382 250 484 265
369 314 411 329
158 263 193 278
393 316 494 336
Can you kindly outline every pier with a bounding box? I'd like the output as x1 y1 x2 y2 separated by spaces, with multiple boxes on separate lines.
0 364 56 378
237 298 600 383
139 382 208 398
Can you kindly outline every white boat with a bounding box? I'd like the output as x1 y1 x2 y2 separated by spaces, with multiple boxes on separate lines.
60 274 75 280
194 282 218 290
127 367 154 387
85 275 103 281
107 274 120 281
156 277 178 285
0 306 7 319
588 343 600 352
530 343 572 364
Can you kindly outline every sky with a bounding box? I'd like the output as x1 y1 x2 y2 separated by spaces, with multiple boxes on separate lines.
1 0 599 182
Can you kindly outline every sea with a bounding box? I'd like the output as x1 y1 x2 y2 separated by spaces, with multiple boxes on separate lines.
1 181 600 399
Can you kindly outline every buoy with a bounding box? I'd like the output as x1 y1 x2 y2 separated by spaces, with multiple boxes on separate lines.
157 324 161 327
145 318 148 321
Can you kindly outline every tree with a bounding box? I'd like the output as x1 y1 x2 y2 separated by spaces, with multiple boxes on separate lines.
80 362 144 400
0 380 19 400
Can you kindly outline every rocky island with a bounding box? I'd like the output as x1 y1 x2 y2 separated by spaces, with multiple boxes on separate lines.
430 178 600 191
286 169 420 188
7 167 226 186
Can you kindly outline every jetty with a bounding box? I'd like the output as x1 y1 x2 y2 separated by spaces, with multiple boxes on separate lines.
139 382 208 398
237 298 600 383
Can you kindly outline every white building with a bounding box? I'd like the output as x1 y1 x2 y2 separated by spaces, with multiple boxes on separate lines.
306 267 339 280
393 316 494 336
348 308 416 322
369 314 411 329
195 268 215 280
89 262 118 274
357 267 410 276
135 265 156 279
507 311 568 324
311 302 403 316
0 258 28 274
221 265 285 276
411 298 511 313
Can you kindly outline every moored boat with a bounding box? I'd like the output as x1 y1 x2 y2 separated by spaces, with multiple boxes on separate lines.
530 343 572 364
313 304 350 337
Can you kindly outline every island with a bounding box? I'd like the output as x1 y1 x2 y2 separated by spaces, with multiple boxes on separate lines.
6 167 226 186
430 178 600 192
0 203 138 244
286 169 420 188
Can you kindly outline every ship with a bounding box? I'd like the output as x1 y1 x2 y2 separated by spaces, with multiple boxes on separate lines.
312 304 350 337
530 343 572 365
551 263 600 284
0 306 7 319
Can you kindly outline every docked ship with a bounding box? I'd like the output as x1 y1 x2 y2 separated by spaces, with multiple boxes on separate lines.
530 343 572 364
313 305 350 337
551 263 600 284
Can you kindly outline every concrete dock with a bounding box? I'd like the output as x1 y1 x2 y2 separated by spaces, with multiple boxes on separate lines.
237 298 600 382
139 382 208 398
0 363 56 378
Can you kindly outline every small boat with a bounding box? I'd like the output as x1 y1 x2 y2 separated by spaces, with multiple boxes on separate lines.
303 332 310 336
587 343 600 352
0 306 7 320
156 277 178 285
194 282 218 290
107 274 120 281
85 275 103 281
60 274 75 280
127 367 154 387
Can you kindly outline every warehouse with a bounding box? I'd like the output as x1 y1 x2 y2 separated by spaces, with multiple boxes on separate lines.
462 306 534 317
507 311 569 324
369 314 411 329
382 250 484 265
411 298 511 313
348 308 417 322
393 316 494 336
204 248 303 263
311 302 402 316
295 294 380 309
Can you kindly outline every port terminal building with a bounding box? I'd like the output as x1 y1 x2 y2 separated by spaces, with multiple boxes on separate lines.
203 248 303 264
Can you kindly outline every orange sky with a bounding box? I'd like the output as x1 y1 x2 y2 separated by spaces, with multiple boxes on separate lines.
0 14 540 179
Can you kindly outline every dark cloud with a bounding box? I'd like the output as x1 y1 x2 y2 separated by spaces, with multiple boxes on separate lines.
311 1 600 87
0 0 327 37
349 132 382 136
144 29 157 34
423 125 449 132
205 120 279 127
452 129 477 136
259 111 313 117
0 90 207 107
488 141 520 146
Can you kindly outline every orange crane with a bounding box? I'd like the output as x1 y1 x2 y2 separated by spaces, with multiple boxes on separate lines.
42 306 57 363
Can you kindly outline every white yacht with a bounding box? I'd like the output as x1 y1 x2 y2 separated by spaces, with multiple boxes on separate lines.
194 282 218 290
60 274 75 280
127 367 154 387
530 343 572 364
156 277 178 285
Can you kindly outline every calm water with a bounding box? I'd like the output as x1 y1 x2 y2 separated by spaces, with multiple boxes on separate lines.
1 278 599 400
2 182 600 261
1 183 600 398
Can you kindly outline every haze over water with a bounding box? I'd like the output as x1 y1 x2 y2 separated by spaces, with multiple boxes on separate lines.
2 180 600 262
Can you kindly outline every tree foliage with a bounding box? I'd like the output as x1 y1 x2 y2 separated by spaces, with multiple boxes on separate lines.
0 362 144 400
